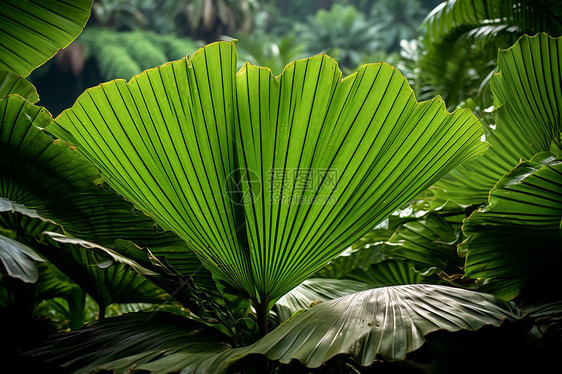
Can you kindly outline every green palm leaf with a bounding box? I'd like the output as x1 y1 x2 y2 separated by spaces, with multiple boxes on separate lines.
0 71 39 102
0 94 207 278
460 153 562 300
0 0 93 77
34 284 520 374
424 0 562 43
385 212 463 274
48 41 487 305
0 94 222 316
275 278 370 322
418 0 562 108
434 33 562 205
234 56 486 302
33 311 230 374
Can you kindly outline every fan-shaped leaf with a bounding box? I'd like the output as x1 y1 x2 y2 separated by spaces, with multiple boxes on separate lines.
0 71 38 102
275 278 369 322
49 41 487 304
460 153 562 300
235 55 486 303
0 94 214 286
0 0 93 77
35 285 520 374
434 33 562 205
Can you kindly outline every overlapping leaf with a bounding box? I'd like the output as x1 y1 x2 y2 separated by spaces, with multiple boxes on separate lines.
33 311 231 374
385 213 463 274
0 71 39 102
37 235 168 314
0 94 226 323
0 0 93 77
434 33 562 205
0 94 211 283
275 278 369 322
35 285 520 374
460 153 562 300
0 233 44 283
49 41 487 304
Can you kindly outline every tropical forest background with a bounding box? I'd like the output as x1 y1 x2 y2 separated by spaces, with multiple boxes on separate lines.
31 0 443 116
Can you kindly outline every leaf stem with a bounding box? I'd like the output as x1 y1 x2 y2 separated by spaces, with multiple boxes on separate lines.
254 299 269 338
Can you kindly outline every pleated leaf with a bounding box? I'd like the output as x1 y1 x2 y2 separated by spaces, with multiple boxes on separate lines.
345 259 425 286
313 244 386 280
312 243 425 286
38 233 167 310
130 285 521 373
0 0 93 77
35 285 520 374
424 0 562 43
241 284 519 368
0 94 224 320
275 278 370 322
434 33 562 205
385 213 463 273
460 152 562 300
235 56 487 302
49 41 487 303
33 311 230 374
0 70 39 102
0 94 212 283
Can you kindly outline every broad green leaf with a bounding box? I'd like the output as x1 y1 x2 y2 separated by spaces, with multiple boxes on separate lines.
35 262 91 330
275 278 370 322
49 41 487 304
238 285 518 368
235 56 486 303
35 285 520 374
0 71 39 102
345 259 425 286
0 233 44 283
0 0 93 77
434 33 562 205
313 244 386 280
0 94 214 294
460 153 562 300
48 42 250 296
37 233 168 314
385 213 463 273
33 311 230 374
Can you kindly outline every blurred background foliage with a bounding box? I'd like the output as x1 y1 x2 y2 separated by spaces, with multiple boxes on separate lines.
29 0 443 115
32 0 562 117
